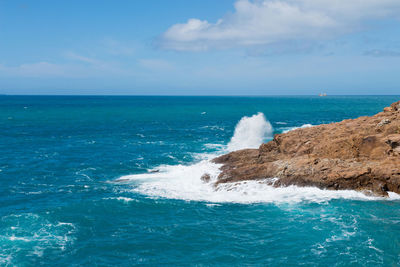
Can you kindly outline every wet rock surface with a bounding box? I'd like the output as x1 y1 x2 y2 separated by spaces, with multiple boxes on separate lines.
212 101 400 196
200 173 211 183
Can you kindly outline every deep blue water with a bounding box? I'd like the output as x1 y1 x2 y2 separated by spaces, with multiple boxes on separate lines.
1 95 400 266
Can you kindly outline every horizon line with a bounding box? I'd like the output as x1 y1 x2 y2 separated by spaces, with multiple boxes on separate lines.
1 94 400 97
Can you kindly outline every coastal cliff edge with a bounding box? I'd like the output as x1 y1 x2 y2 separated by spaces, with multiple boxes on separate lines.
211 101 400 196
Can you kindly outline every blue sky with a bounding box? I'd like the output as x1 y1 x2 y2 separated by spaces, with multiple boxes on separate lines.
0 0 400 95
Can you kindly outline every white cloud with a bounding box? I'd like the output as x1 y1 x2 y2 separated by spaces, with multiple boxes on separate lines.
363 49 400 57
0 59 126 78
63 51 128 74
139 59 175 71
0 62 68 77
101 38 135 56
160 0 400 51
65 52 99 64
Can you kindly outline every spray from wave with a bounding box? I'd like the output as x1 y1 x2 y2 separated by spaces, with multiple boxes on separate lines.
115 113 400 204
227 112 272 151
282 124 313 133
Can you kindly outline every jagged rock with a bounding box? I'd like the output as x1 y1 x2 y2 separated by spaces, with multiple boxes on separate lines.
212 101 400 196
384 107 393 112
391 101 400 111
377 119 391 127
201 173 211 183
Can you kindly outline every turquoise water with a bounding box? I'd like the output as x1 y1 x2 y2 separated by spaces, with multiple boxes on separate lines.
1 95 400 266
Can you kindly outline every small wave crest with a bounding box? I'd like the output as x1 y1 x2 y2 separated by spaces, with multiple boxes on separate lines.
0 213 76 264
282 124 313 133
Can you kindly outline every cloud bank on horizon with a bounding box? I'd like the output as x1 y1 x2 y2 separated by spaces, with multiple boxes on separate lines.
160 0 400 51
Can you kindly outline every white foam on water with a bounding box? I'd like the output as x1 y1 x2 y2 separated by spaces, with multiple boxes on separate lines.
104 197 136 203
116 113 400 204
203 143 225 150
0 213 76 264
117 154 223 200
282 124 313 133
387 192 400 199
8 235 31 242
205 203 221 207
121 173 398 204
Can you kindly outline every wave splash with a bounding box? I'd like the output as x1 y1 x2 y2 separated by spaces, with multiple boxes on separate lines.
227 112 272 152
282 124 313 133
116 113 400 204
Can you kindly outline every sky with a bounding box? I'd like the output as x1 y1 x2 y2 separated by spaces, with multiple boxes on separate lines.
0 0 400 95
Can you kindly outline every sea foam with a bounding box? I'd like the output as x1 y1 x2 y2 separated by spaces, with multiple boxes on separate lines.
117 113 400 204
282 124 313 133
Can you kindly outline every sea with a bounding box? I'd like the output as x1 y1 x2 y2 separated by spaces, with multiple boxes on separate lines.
1 95 400 266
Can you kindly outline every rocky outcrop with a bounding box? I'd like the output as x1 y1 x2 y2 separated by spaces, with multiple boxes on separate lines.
212 101 400 196
201 173 211 183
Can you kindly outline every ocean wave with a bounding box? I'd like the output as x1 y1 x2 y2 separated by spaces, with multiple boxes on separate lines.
203 143 225 150
120 171 399 204
0 213 76 264
103 197 136 203
281 124 313 133
200 125 225 131
116 114 400 204
227 112 272 151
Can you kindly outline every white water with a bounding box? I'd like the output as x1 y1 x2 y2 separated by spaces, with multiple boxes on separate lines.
282 124 313 133
227 112 272 151
116 114 400 204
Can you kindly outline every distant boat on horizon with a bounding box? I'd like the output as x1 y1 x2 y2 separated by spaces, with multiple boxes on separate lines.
319 92 327 97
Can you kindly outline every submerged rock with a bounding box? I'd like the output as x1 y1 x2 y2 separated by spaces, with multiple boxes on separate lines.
212 101 400 196
201 173 211 183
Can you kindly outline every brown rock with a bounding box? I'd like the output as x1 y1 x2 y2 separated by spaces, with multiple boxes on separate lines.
384 107 393 112
212 101 400 196
200 173 211 183
391 101 400 111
